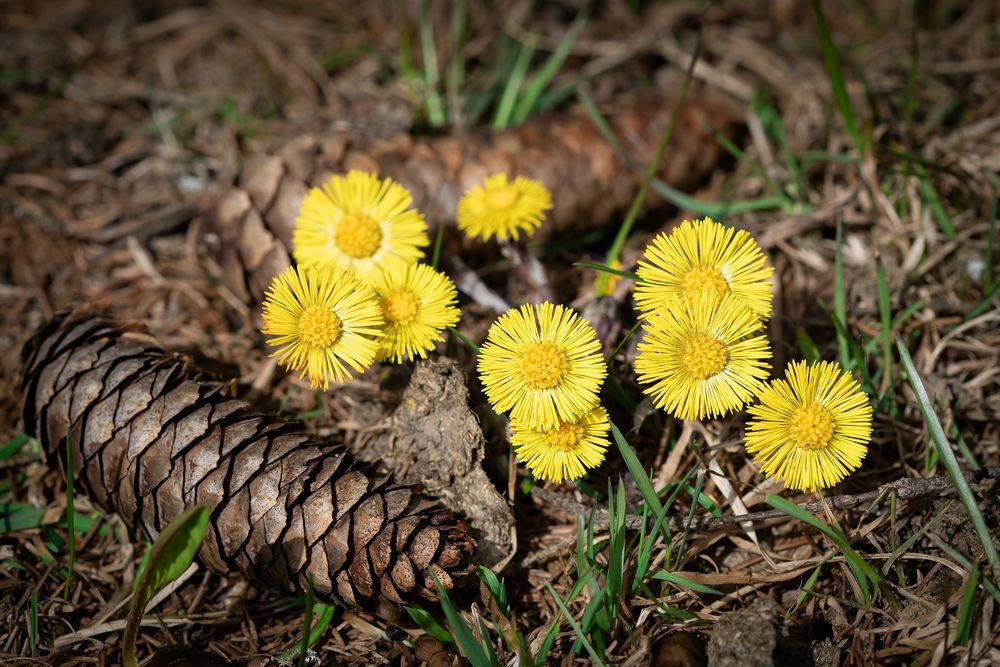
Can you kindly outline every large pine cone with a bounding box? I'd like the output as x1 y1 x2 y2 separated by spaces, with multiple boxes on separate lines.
20 309 475 609
201 96 738 303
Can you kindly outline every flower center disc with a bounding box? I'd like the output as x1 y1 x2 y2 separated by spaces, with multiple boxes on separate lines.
682 266 730 299
298 305 343 348
335 214 383 259
484 184 519 210
381 290 419 324
544 423 584 452
681 333 728 379
790 402 835 450
519 342 568 389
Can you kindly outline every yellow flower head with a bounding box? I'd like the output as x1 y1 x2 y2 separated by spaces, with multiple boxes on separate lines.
368 263 461 364
634 217 773 320
635 292 771 420
457 173 552 242
510 405 610 483
478 302 606 429
293 170 429 279
262 264 384 390
745 360 872 492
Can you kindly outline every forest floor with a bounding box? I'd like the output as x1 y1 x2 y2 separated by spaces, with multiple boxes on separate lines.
1 1 998 665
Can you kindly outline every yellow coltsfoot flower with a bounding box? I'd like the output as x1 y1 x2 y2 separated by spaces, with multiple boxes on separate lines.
293 170 429 279
745 360 873 492
457 173 552 242
635 292 771 420
262 265 384 390
369 263 461 363
510 405 610 483
634 217 773 320
478 302 606 429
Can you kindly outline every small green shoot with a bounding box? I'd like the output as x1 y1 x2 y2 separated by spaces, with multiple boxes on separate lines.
122 505 210 667
477 566 508 617
955 561 979 646
28 588 38 657
788 554 834 617
296 579 315 667
896 340 1000 570
406 605 453 644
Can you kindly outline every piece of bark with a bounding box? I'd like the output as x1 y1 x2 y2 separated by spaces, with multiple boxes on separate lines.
20 308 475 609
356 358 515 569
200 96 739 303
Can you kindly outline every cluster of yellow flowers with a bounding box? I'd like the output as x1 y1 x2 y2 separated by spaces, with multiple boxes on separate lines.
260 166 873 493
261 169 553 391
632 218 873 492
261 170 462 390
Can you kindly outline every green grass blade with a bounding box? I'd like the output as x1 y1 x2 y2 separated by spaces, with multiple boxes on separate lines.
64 433 75 599
511 8 588 125
962 281 1000 323
406 605 454 643
789 554 833 616
28 589 38 657
572 261 639 282
929 536 1000 605
834 218 851 368
575 88 785 218
0 433 30 460
610 422 667 541
875 259 893 388
446 0 466 127
492 36 536 130
419 0 445 127
544 582 606 667
652 571 722 596
431 570 496 666
896 340 1000 570
534 571 591 665
986 179 997 291
810 0 865 153
797 328 821 363
0 503 48 532
449 327 479 354
430 220 445 270
766 494 879 605
914 164 956 238
296 578 315 667
955 560 979 646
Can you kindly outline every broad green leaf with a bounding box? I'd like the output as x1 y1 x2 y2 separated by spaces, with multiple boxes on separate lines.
122 505 209 667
